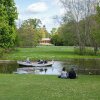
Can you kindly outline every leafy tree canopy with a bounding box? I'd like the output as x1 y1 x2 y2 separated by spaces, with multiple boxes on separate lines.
0 0 18 49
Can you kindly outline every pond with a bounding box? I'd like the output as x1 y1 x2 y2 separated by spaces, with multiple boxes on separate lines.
0 59 100 75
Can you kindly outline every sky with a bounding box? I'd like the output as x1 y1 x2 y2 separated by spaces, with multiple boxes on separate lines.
14 0 65 32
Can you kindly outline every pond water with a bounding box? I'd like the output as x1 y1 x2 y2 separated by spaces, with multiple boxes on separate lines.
0 59 100 75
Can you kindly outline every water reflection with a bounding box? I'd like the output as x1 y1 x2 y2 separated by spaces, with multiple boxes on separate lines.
0 59 100 75
0 61 18 73
73 59 100 75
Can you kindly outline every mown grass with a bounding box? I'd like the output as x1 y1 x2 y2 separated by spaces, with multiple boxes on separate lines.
1 46 100 100
0 74 99 100
3 46 100 60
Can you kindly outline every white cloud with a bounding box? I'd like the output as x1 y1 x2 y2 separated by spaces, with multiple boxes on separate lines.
27 2 48 13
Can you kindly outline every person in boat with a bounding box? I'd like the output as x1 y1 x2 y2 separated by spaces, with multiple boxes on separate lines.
26 58 30 63
68 68 77 79
58 67 68 79
38 59 44 64
44 60 47 64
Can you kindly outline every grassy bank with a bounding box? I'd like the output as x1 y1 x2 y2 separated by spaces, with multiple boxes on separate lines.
0 74 99 100
3 46 100 60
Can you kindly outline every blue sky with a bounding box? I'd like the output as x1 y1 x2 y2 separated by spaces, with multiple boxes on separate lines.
14 0 65 32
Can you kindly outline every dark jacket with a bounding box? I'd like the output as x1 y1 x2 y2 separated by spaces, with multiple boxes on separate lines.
68 70 76 79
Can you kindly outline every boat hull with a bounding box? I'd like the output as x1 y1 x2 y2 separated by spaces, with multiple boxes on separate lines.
17 61 54 67
17 61 33 67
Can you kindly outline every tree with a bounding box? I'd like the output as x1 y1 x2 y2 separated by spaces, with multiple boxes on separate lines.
50 28 63 46
57 21 76 46
17 18 42 47
59 0 84 54
90 3 100 54
51 34 63 46
40 25 49 38
60 0 100 55
0 0 18 50
21 18 41 29
50 28 57 35
17 27 34 47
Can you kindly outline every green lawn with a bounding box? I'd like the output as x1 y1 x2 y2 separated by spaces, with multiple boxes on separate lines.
3 46 100 60
0 74 99 100
1 46 100 100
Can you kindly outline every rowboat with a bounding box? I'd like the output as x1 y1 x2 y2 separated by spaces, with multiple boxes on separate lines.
17 61 33 67
17 60 54 67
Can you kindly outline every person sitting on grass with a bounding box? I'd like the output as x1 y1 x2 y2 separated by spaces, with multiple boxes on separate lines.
68 68 77 79
58 67 68 79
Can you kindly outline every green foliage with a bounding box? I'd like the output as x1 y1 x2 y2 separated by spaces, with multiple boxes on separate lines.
17 18 42 47
40 25 49 38
17 27 35 47
51 34 63 46
50 28 57 35
59 0 100 55
21 18 41 29
50 21 76 46
57 22 76 46
0 0 18 49
33 29 42 47
0 48 4 57
93 5 100 46
96 4 100 22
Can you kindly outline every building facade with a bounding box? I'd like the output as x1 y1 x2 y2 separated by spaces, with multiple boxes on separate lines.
40 38 52 45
